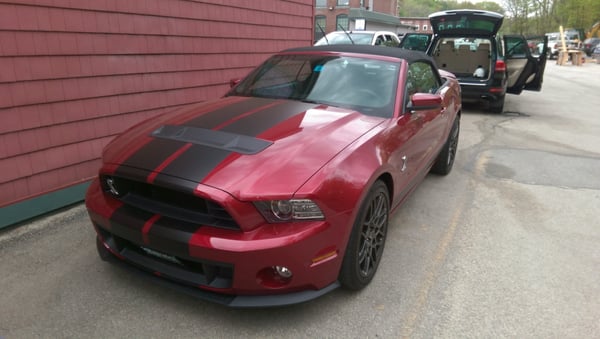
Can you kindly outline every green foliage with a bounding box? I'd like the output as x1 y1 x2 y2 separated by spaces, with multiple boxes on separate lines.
499 0 599 35
398 0 504 17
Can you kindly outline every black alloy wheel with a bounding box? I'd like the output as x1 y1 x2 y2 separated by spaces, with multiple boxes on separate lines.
339 181 390 290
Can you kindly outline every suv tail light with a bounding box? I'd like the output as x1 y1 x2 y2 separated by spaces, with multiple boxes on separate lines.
494 60 506 73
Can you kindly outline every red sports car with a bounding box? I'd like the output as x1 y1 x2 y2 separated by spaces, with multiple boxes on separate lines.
85 45 461 307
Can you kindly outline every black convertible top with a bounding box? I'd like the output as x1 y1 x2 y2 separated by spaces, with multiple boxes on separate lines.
283 45 433 64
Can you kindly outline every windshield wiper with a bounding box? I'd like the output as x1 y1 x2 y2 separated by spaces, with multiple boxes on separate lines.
338 24 354 44
317 23 329 44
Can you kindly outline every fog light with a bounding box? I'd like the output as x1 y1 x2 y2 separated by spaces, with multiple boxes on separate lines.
274 266 293 279
257 266 293 288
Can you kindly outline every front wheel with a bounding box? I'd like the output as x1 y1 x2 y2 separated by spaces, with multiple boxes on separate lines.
339 181 390 290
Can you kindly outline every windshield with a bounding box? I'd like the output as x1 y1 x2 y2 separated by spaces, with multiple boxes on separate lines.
228 54 399 118
315 32 375 46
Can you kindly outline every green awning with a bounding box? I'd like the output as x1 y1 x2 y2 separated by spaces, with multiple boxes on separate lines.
349 8 411 28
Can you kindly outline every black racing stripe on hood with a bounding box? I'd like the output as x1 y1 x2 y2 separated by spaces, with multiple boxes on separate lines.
151 125 272 155
150 145 232 190
114 138 184 178
183 96 279 128
219 100 317 135
112 97 268 179
153 100 317 185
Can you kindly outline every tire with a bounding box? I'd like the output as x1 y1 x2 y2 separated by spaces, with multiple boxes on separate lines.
431 116 460 175
339 181 390 290
489 96 505 113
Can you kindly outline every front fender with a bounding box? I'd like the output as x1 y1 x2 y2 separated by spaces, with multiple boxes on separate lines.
294 124 392 261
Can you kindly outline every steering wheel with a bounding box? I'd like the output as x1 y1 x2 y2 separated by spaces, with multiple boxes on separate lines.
356 88 380 104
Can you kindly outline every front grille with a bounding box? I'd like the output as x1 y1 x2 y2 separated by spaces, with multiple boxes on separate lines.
100 175 239 230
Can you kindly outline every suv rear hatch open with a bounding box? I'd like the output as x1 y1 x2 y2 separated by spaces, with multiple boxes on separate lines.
429 9 503 36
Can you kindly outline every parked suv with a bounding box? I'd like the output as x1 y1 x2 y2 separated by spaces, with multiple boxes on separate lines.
315 31 400 47
400 9 547 113
593 45 600 63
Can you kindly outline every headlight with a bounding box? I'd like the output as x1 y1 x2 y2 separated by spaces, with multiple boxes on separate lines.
254 199 324 223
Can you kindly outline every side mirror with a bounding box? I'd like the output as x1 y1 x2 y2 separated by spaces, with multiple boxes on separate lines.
229 78 242 88
408 93 442 113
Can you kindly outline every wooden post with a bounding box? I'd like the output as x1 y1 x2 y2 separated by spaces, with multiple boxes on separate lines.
557 26 568 65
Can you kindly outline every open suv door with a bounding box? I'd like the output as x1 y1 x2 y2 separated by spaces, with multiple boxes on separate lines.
403 9 548 113
504 35 548 94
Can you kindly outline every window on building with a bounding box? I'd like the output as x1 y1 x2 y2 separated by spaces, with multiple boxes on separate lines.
336 14 349 30
314 15 326 42
423 25 428 31
316 0 327 7
337 0 350 6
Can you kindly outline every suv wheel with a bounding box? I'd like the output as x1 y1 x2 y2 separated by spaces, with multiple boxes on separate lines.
489 96 505 113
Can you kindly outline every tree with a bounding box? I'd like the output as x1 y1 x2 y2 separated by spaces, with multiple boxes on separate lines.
500 0 600 35
398 0 505 17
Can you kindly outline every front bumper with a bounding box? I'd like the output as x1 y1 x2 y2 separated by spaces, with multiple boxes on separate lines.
86 179 346 307
96 236 340 307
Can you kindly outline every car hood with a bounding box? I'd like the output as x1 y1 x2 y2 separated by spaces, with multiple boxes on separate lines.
103 96 384 199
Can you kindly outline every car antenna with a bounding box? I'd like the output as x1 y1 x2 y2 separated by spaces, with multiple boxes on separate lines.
317 23 329 44
338 24 355 44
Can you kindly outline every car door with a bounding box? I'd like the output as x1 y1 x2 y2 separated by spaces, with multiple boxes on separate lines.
401 61 446 176
504 35 548 94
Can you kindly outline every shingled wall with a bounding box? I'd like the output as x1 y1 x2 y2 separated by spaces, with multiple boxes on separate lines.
0 0 314 227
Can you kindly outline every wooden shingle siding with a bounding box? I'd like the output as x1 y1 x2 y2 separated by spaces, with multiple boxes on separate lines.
0 0 313 214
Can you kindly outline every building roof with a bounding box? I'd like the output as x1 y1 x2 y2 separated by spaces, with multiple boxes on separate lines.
348 8 413 29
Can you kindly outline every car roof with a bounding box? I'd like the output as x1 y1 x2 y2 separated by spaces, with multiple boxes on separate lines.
282 45 433 64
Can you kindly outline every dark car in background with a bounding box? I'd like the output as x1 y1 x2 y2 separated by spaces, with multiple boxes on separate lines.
583 37 600 56
592 45 600 63
400 9 548 113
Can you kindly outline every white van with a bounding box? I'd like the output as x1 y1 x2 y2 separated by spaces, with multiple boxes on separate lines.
315 31 400 47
